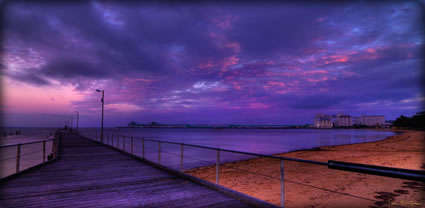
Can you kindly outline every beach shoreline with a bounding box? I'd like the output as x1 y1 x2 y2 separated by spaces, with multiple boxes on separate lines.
186 130 424 207
276 129 406 155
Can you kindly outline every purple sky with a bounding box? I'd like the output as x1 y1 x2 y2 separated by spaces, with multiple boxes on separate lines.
1 1 424 127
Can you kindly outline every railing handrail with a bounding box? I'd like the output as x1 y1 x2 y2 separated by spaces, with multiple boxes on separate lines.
0 138 56 149
111 133 329 166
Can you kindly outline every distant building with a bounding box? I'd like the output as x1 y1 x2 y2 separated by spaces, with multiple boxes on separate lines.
128 121 138 127
314 113 333 128
358 115 386 127
334 113 352 127
314 113 389 128
352 117 361 126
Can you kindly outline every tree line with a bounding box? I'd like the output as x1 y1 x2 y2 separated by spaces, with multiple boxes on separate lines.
393 111 425 129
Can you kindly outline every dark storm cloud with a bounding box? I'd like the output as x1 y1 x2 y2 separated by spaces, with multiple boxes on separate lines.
9 72 51 86
3 2 246 95
225 4 343 58
2 3 178 77
40 58 108 79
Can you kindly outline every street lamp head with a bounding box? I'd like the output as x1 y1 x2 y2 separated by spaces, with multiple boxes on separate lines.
96 89 102 92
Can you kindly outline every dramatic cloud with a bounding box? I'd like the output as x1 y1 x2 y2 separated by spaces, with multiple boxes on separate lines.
1 1 423 126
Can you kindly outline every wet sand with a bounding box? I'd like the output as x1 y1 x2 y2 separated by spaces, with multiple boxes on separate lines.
186 130 425 207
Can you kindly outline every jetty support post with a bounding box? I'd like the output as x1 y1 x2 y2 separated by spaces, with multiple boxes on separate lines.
123 136 126 151
180 143 184 172
280 159 285 208
43 140 46 162
16 144 21 173
142 138 145 158
131 136 134 154
216 149 220 184
158 141 161 164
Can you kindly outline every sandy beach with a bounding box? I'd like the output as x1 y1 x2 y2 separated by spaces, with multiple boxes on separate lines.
186 130 425 207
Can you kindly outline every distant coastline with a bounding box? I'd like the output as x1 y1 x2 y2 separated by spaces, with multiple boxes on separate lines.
118 124 394 130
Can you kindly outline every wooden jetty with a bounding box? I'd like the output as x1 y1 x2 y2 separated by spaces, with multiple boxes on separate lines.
0 133 254 207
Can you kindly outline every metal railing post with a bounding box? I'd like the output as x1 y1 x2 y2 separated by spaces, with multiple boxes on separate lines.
216 149 220 184
142 138 145 158
280 159 285 208
117 135 120 149
53 137 57 159
180 144 184 172
56 137 59 158
112 134 114 146
16 144 21 173
43 140 46 162
158 141 161 164
131 136 134 154
107 133 109 145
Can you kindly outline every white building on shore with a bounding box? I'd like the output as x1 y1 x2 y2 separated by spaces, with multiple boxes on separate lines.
334 113 352 127
314 113 333 128
314 113 386 128
358 115 386 127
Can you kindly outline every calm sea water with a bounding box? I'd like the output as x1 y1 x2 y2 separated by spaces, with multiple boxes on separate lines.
0 127 56 146
100 128 396 154
84 128 397 170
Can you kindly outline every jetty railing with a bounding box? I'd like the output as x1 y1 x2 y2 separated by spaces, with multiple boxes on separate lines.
0 137 59 179
82 129 424 208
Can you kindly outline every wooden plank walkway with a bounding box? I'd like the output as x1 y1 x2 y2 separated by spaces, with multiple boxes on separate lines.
0 133 254 208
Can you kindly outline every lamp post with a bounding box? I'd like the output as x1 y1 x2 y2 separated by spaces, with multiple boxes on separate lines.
96 89 104 143
70 116 73 128
69 116 73 132
74 111 79 134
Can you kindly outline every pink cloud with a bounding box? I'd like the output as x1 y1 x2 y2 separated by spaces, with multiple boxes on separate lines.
366 48 376 54
322 55 349 64
300 70 328 75
199 59 218 69
315 17 325 22
225 42 240 53
248 102 270 109
222 56 240 69
307 76 329 83
233 82 241 90
264 81 286 89
212 15 239 30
